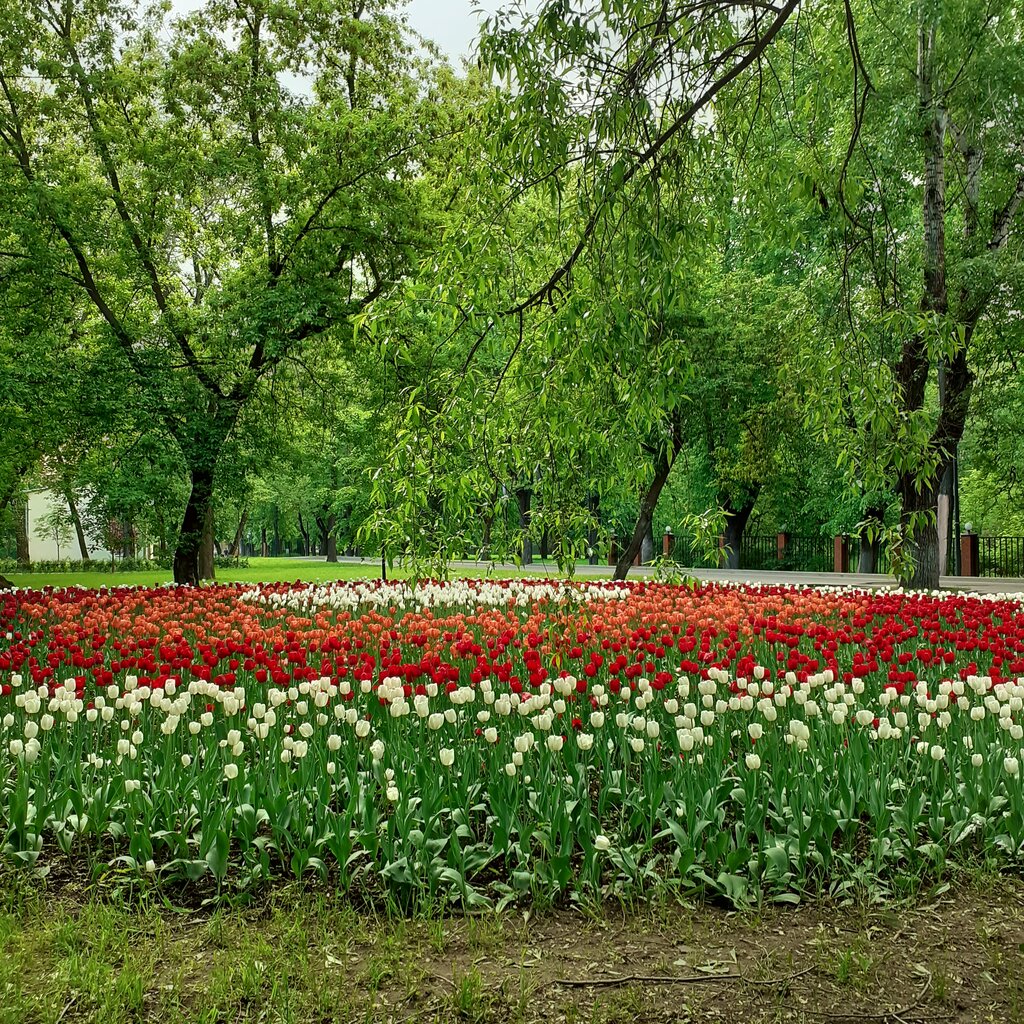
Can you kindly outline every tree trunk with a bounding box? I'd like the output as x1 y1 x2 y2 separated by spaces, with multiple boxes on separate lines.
937 457 954 575
0 460 32 519
13 497 30 567
891 25 948 592
640 519 655 565
857 505 885 574
260 526 269 558
199 500 215 580
229 509 247 558
539 527 549 560
515 487 532 565
897 475 941 590
857 537 879 574
64 487 90 560
480 512 493 561
614 425 683 580
719 493 757 570
173 464 214 586
325 513 338 562
297 512 311 556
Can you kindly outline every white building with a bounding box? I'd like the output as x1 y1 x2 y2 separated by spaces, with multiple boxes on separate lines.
24 489 112 562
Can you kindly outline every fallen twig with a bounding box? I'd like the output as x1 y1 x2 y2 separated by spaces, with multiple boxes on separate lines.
55 997 78 1024
783 971 932 1022
548 964 814 990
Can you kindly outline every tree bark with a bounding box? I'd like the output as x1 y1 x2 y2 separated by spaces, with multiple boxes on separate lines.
172 399 238 584
897 476 941 589
198 499 215 580
893 24 948 590
260 526 269 558
719 493 758 570
480 512 493 562
0 459 32 520
640 518 655 565
857 506 885 574
173 463 214 585
325 513 338 562
614 422 683 579
297 512 311 556
64 487 90 560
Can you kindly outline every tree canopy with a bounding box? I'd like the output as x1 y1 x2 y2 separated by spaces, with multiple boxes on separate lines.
2 0 1023 587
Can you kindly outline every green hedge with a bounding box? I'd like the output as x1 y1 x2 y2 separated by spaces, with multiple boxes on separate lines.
0 556 249 574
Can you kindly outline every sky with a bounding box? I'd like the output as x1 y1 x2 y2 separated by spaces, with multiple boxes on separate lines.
168 1 500 65
404 0 490 62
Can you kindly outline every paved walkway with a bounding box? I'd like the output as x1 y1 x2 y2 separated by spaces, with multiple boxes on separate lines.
312 556 1024 595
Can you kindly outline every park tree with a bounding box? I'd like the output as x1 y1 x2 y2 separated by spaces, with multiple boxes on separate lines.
0 0 445 583
365 2 814 577
789 0 1024 587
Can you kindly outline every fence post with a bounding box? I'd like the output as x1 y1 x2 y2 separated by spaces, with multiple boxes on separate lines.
833 535 849 573
960 527 979 577
777 532 789 562
663 528 673 559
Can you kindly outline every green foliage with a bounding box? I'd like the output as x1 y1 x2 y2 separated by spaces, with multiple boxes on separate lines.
0 0 448 580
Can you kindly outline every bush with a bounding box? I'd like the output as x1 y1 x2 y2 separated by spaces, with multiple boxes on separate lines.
0 557 161 574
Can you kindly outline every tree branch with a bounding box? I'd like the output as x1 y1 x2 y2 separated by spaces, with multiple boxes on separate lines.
501 0 801 318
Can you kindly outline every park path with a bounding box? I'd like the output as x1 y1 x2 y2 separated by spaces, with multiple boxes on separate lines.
314 555 1024 595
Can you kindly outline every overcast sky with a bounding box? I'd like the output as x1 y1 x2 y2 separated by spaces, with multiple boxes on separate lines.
169 1 501 64
405 0 490 62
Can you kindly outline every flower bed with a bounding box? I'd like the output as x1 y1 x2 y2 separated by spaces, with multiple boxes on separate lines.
1 579 1023 906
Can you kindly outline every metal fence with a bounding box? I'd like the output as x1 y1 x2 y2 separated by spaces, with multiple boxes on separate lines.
739 533 777 570
661 533 834 573
736 534 833 573
979 536 1024 578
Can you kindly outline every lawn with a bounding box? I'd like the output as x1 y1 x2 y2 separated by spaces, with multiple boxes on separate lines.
3 556 556 591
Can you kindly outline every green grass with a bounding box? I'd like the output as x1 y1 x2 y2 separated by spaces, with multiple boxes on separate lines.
5 557 583 590
2 875 1021 1024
